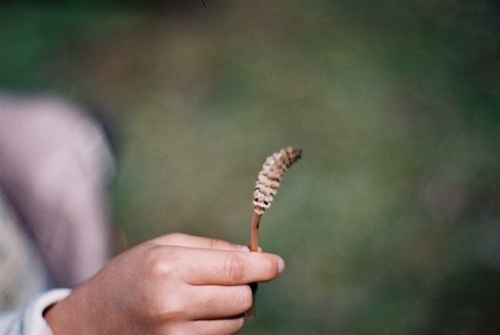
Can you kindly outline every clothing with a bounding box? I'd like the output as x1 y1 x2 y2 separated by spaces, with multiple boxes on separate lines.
0 289 71 335
0 192 49 313
0 93 115 334
0 93 115 288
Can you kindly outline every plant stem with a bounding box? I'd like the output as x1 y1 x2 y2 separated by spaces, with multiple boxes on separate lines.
247 209 263 318
250 210 262 252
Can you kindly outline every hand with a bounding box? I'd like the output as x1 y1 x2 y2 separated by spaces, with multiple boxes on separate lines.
44 233 285 335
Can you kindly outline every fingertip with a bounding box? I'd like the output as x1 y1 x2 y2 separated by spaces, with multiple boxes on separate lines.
234 244 251 252
277 257 285 274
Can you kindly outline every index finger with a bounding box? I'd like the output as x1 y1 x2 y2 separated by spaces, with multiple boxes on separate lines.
150 233 250 251
175 248 285 285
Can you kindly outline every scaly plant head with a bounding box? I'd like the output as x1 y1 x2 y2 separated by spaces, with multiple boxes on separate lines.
247 147 301 318
253 147 302 215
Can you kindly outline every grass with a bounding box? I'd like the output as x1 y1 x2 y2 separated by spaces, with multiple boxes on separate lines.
1 0 499 333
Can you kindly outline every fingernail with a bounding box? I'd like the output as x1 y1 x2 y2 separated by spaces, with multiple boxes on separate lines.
278 257 285 274
235 244 250 251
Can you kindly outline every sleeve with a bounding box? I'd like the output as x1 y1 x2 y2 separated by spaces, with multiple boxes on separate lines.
0 95 115 288
0 289 71 335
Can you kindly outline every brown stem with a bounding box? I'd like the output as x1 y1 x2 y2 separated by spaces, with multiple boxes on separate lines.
247 209 263 319
250 210 262 252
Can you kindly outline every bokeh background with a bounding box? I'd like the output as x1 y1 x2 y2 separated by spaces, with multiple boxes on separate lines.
1 0 499 333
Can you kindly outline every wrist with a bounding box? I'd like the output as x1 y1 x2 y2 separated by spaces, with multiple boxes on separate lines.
44 294 76 334
44 286 96 335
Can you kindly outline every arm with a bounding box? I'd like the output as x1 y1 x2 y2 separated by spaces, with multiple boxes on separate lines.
44 233 284 335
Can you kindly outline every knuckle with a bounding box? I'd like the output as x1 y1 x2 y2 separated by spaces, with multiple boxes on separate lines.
224 255 247 283
147 289 188 322
160 294 187 320
144 246 176 278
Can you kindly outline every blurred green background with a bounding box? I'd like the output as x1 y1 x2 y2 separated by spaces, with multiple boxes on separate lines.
1 0 499 333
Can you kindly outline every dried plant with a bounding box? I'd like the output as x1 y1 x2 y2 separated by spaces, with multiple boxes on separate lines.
250 147 302 251
247 147 302 317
